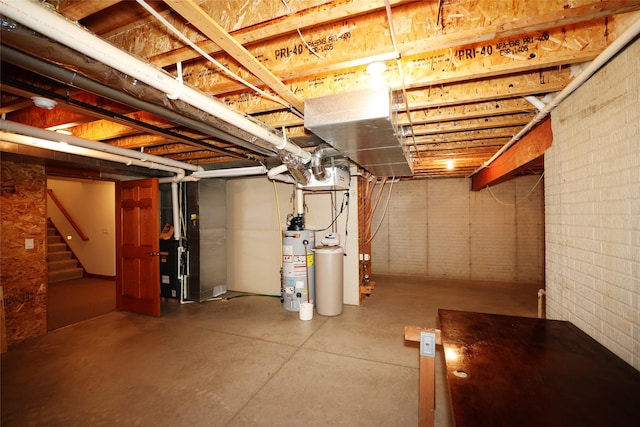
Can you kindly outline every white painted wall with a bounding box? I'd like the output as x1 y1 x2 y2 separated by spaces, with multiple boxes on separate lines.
47 177 115 276
371 176 545 283
545 37 639 369
226 173 359 305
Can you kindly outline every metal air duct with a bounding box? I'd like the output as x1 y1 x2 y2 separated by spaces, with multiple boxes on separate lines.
304 87 413 177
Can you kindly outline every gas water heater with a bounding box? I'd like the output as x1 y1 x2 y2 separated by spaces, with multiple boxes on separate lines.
281 226 315 312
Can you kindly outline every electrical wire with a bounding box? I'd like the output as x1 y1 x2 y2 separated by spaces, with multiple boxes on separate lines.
486 172 545 207
384 0 420 159
366 177 396 244
343 188 350 255
136 0 293 110
280 0 325 59
308 191 349 232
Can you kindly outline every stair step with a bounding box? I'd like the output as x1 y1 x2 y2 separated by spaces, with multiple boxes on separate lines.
48 268 84 283
48 251 72 262
48 243 67 253
48 259 78 272
48 235 63 244
47 220 85 282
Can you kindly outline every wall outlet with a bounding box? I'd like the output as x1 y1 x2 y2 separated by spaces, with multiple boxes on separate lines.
25 238 34 249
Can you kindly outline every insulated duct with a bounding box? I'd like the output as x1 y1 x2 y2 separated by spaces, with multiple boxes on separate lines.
311 143 342 180
0 0 311 163
280 150 310 185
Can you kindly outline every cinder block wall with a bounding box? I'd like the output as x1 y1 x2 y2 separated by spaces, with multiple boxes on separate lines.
371 175 544 283
545 37 639 369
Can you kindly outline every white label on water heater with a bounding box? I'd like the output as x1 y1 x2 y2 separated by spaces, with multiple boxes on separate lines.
282 245 293 255
283 263 294 276
293 266 307 277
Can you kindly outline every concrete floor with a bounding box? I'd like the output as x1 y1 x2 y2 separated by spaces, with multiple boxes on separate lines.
1 275 541 426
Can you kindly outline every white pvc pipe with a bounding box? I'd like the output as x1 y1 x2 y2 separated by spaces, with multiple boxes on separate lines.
266 163 296 184
0 131 185 177
0 0 311 162
296 188 304 216
472 16 640 176
191 165 267 178
524 95 546 112
170 182 182 241
0 119 200 172
271 173 296 184
267 164 289 179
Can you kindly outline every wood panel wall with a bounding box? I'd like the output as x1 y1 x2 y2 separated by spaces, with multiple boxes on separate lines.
0 158 48 346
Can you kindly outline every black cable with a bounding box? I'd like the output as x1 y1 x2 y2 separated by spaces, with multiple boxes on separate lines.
309 191 349 232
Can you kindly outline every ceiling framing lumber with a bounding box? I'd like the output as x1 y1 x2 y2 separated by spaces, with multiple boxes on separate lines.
1 0 638 180
471 118 553 190
163 0 305 113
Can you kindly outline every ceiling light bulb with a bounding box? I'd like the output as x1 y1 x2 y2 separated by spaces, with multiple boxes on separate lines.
446 160 455 170
366 61 386 76
31 97 57 110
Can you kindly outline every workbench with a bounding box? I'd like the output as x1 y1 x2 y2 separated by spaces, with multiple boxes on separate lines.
405 310 640 426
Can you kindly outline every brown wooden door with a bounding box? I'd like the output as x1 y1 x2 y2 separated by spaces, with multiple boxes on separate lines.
115 178 160 316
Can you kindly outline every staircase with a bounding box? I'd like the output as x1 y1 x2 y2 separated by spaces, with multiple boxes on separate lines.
47 221 84 283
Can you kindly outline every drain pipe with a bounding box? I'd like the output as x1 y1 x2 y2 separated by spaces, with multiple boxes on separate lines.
537 289 546 319
0 0 311 162
267 163 296 184
471 16 640 176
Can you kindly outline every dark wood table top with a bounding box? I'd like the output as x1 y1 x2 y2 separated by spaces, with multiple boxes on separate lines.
438 309 640 427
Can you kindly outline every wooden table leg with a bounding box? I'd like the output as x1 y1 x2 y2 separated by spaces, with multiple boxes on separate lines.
419 352 436 427
405 326 441 427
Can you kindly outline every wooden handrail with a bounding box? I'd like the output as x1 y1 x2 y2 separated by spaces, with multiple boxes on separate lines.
46 189 89 241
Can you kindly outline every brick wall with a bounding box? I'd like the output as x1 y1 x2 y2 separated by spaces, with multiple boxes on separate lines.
371 175 544 283
545 37 639 369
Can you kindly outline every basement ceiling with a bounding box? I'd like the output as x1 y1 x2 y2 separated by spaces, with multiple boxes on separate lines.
1 0 639 180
